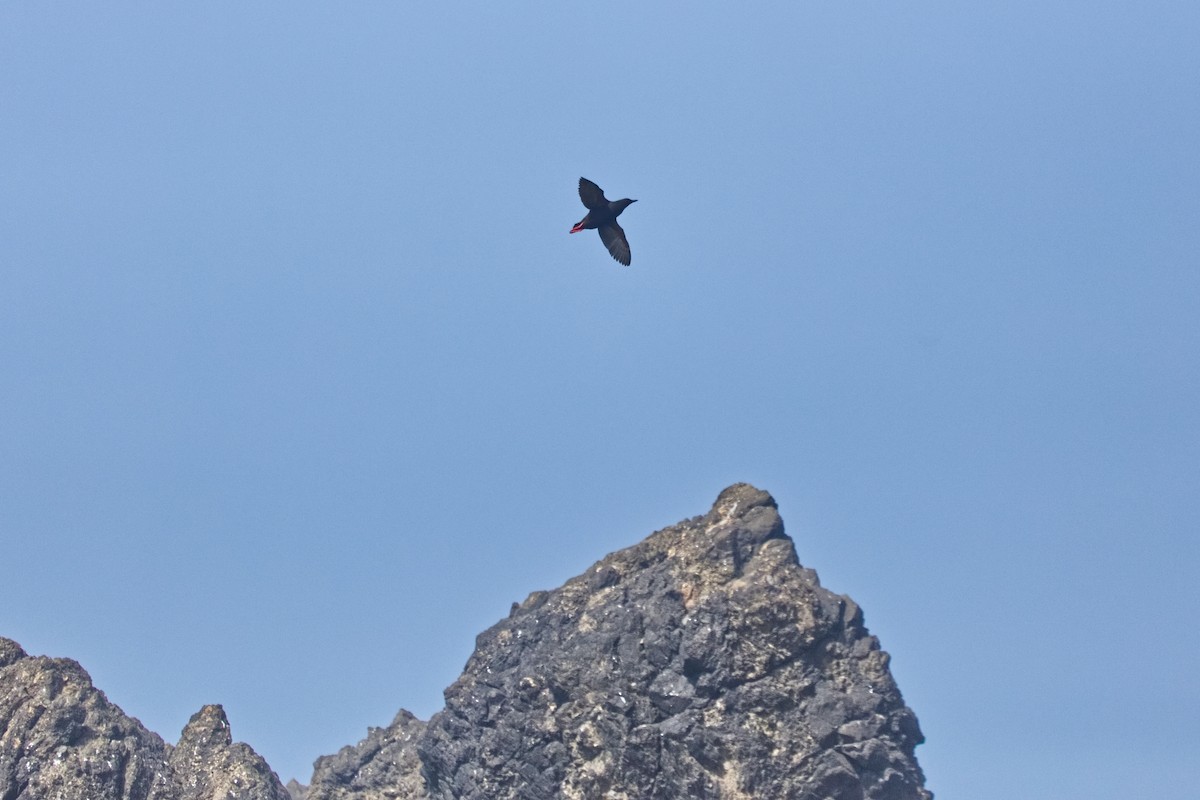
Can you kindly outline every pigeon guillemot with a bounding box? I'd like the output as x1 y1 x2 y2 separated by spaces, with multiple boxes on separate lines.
570 177 637 266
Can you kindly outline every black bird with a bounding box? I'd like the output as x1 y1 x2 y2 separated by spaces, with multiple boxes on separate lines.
570 177 637 266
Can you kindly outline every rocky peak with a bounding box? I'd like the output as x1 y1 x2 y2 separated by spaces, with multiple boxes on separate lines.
0 638 173 800
3 483 932 799
313 483 931 799
0 640 288 800
167 702 289 800
178 705 234 752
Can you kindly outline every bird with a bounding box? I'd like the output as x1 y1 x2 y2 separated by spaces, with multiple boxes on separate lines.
569 177 637 266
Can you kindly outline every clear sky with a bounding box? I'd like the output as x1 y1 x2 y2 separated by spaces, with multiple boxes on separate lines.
2 3 1197 796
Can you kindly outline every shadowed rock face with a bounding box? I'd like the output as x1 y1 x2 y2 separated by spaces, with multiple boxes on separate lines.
306 710 429 800
309 484 931 800
3 484 931 800
0 640 289 800
0 639 173 800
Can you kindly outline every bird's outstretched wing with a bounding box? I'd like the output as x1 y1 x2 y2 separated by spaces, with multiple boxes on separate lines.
599 221 631 266
578 177 608 210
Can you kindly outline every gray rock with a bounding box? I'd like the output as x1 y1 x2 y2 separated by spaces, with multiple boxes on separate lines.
306 710 428 800
327 483 931 799
0 643 289 800
2 483 932 799
166 704 291 800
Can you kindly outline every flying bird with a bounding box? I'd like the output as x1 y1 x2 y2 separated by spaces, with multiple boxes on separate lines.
570 177 637 266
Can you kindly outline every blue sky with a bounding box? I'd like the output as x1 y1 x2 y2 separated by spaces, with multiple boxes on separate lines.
2 3 1197 796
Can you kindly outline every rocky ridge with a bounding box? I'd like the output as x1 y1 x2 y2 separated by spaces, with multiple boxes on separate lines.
0 638 288 800
305 483 930 799
2 484 931 799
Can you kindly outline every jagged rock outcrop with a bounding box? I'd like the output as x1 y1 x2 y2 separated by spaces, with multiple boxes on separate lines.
169 705 291 800
0 639 288 800
305 710 428 800
0 638 173 800
3 483 931 800
310 484 931 800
